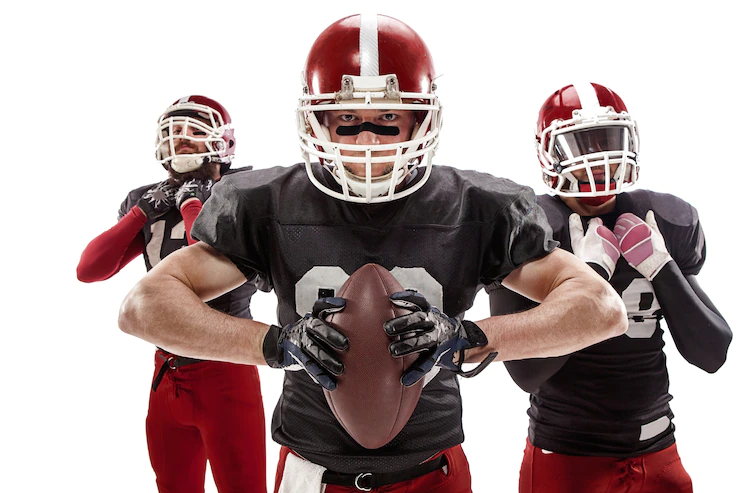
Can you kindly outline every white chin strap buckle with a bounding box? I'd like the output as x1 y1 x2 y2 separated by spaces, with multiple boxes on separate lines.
171 156 203 173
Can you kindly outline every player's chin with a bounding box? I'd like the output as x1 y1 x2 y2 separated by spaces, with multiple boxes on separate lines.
166 164 213 186
343 161 397 179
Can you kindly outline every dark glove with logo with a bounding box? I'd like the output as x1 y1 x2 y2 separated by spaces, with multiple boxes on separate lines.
262 297 348 391
137 180 178 219
175 179 214 209
384 290 497 386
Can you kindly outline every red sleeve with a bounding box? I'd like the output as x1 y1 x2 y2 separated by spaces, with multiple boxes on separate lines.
77 207 148 282
179 199 203 246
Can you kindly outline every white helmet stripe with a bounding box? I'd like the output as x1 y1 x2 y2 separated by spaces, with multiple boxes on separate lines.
178 96 190 104
359 14 380 76
573 82 599 109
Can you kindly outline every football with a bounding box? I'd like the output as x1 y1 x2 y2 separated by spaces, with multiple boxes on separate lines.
324 263 423 449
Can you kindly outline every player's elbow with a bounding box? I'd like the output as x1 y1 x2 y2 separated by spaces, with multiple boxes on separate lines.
76 266 94 283
697 356 726 374
683 350 727 374
76 261 100 283
118 281 152 338
685 330 732 374
591 282 629 340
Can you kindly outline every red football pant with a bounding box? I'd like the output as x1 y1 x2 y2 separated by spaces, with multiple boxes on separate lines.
274 444 472 493
146 353 267 493
519 438 693 493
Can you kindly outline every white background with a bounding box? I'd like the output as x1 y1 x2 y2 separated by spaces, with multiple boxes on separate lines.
3 0 737 491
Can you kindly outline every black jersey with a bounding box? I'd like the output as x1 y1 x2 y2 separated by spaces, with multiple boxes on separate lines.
192 162 557 473
119 168 257 319
524 191 705 457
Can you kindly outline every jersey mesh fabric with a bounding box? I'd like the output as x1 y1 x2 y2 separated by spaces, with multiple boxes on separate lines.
525 191 704 456
118 169 259 316
192 163 557 472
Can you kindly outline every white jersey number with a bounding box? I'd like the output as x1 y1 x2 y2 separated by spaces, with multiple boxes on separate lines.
294 266 443 317
621 278 661 338
146 219 186 267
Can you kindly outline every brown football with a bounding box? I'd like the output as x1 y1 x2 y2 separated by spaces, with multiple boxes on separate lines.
323 263 423 449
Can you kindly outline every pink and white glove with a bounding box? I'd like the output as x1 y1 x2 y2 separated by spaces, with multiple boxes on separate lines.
568 214 620 279
613 210 672 280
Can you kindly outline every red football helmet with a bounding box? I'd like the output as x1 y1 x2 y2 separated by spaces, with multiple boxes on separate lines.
535 83 639 205
155 95 236 173
297 14 442 203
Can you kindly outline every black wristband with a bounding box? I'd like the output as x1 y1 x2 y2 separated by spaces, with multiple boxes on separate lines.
459 320 497 378
461 319 488 348
262 325 282 368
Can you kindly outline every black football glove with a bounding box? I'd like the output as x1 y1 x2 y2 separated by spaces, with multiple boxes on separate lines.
137 180 178 219
262 297 348 391
384 290 497 387
175 179 214 209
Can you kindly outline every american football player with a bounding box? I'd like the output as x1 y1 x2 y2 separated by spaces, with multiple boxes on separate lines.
118 17 627 493
488 82 732 492
77 95 267 493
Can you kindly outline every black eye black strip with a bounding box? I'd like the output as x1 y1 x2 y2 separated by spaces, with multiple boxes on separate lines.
336 122 400 136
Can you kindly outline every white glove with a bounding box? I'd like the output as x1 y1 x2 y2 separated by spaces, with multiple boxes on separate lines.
569 213 620 279
613 210 672 280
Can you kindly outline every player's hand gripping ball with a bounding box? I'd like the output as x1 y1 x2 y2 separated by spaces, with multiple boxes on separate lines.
322 264 423 449
262 298 348 392
384 291 493 387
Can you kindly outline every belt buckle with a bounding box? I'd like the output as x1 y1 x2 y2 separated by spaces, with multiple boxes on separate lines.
354 472 372 491
167 356 177 370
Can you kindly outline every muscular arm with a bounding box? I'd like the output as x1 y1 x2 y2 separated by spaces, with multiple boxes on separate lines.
118 242 270 364
487 286 570 392
651 261 732 373
469 248 628 362
76 207 147 282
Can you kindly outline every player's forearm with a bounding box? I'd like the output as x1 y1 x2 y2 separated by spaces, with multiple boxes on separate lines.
485 285 570 389
77 208 147 282
179 199 202 245
476 275 627 361
652 262 732 373
118 274 269 365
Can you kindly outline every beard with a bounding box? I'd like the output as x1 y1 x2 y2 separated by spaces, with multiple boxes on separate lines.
165 161 219 186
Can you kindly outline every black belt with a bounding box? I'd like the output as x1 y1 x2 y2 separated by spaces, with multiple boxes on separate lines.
321 454 446 491
151 353 204 391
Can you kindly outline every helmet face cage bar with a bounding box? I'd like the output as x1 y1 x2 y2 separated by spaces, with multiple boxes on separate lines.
297 82 442 204
538 108 640 197
155 103 233 168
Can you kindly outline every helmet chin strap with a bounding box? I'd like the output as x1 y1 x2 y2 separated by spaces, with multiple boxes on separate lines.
171 155 205 173
577 181 617 206
578 195 615 206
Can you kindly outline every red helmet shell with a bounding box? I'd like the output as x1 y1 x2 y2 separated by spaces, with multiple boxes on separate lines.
536 83 629 142
304 14 436 96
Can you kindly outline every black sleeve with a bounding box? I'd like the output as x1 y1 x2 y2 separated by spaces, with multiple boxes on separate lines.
651 262 732 373
190 178 264 284
482 189 559 284
487 284 569 393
